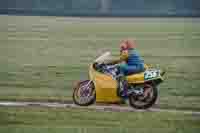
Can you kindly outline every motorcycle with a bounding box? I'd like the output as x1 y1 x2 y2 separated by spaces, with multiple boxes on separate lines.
73 52 165 109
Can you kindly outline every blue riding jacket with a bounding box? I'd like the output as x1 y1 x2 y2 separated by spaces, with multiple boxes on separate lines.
119 49 144 75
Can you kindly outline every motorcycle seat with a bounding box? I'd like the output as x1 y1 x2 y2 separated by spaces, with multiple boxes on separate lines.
126 72 145 83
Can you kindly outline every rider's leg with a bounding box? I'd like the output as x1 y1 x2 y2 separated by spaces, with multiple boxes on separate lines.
126 64 145 75
117 64 144 96
116 64 129 96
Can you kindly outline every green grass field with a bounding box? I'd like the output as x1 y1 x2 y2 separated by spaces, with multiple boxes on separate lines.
0 15 200 111
1 15 200 133
0 106 200 133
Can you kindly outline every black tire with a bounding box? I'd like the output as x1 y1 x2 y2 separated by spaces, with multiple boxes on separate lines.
73 80 96 106
129 84 158 109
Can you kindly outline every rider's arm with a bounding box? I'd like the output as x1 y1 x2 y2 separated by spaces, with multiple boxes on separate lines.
120 50 129 61
106 50 128 65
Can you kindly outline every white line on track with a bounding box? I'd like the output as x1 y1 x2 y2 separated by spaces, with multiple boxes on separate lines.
0 101 200 115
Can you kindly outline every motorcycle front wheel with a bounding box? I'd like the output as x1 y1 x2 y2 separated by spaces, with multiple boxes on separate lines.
73 80 96 106
129 84 158 109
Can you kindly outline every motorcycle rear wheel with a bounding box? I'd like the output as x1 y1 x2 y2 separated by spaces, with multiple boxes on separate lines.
73 80 96 106
129 84 158 109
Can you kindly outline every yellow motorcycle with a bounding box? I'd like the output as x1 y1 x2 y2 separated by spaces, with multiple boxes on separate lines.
73 52 165 109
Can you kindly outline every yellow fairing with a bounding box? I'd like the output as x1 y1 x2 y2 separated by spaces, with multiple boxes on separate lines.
89 65 121 103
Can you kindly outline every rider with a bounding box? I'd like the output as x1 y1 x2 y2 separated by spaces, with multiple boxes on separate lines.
107 39 145 96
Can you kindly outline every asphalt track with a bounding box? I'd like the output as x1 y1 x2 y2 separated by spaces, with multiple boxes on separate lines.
0 101 200 115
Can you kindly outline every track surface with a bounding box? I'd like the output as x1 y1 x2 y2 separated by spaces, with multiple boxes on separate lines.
0 101 200 115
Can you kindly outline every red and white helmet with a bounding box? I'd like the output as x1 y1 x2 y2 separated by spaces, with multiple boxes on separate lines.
120 39 136 52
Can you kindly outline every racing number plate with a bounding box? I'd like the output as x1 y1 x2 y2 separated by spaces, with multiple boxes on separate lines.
144 69 160 80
